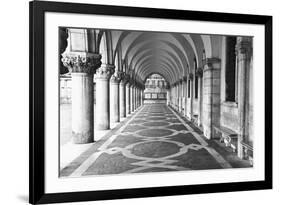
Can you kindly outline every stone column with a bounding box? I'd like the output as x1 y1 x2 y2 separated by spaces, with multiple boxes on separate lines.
138 88 141 107
137 87 140 107
236 37 252 158
176 82 179 110
202 58 221 139
62 53 101 143
126 82 131 115
119 74 128 118
133 85 136 110
172 85 175 108
167 89 170 106
135 86 137 110
138 88 140 107
135 87 139 110
130 84 134 113
181 79 185 114
140 89 143 106
196 68 203 127
170 86 173 107
110 73 121 123
182 76 187 116
130 85 133 112
137 87 140 108
178 80 182 113
188 74 194 120
95 64 115 130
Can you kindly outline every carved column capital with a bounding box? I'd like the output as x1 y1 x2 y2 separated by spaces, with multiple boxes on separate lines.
128 79 135 87
196 67 203 77
125 78 132 87
188 73 194 80
95 64 115 80
61 52 102 75
236 37 253 60
203 58 221 71
110 71 123 84
166 83 171 89
120 73 130 85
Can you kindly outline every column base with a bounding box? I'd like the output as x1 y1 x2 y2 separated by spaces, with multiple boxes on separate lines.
96 124 110 131
72 131 93 144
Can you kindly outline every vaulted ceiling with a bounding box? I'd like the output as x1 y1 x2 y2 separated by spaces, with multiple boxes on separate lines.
109 30 216 85
60 28 223 85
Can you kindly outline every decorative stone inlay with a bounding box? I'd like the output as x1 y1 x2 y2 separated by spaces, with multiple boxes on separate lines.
95 64 115 80
131 141 180 158
61 52 101 74
142 121 170 127
146 116 167 121
61 104 235 177
137 128 173 137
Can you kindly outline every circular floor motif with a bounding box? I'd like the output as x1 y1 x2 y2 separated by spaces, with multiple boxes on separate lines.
137 128 173 137
130 120 147 124
142 121 169 127
146 117 167 121
131 141 180 158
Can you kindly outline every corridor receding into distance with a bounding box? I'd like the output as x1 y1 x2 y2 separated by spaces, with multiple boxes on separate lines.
59 28 253 177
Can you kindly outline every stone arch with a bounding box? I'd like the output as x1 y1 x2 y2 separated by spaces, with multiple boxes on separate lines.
98 30 114 65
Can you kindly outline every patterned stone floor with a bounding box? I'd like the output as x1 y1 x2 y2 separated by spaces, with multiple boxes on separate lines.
60 104 251 177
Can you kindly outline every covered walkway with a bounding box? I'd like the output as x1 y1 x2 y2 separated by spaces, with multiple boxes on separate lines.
60 104 250 177
59 27 254 176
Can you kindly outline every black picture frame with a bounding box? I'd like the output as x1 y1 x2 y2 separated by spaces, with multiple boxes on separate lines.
29 0 272 204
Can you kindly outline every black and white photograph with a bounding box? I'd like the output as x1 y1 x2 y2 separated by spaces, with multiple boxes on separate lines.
26 1 273 204
0 0 278 204
59 28 254 177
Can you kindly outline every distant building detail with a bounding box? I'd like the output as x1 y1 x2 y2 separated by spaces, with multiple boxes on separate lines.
144 74 167 104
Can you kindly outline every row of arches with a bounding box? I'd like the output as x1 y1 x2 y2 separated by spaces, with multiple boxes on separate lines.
60 27 253 161
60 28 222 86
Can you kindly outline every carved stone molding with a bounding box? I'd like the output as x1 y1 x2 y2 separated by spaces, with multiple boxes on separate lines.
61 52 101 75
95 64 115 80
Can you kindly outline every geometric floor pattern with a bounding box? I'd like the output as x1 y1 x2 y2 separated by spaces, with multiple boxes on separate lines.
60 104 250 177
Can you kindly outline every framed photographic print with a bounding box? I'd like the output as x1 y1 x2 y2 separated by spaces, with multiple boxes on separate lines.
29 0 272 204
